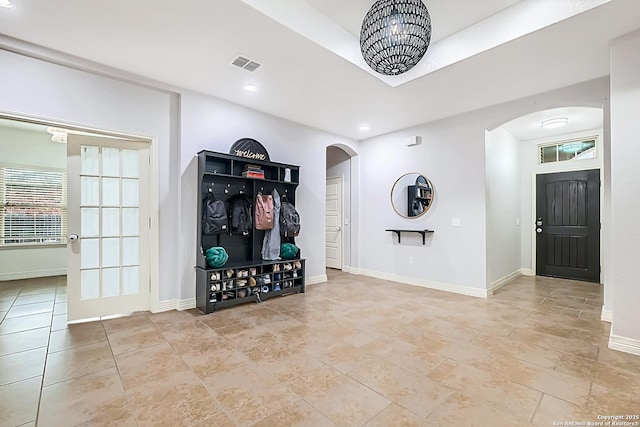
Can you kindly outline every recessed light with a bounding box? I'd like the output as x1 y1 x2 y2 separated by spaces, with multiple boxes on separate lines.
359 124 370 131
0 0 13 8
243 84 257 92
541 117 569 129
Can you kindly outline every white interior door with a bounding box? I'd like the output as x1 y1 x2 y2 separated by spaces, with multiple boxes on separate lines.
67 134 150 321
326 177 343 270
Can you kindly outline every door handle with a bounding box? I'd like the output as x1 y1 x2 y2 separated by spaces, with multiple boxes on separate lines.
68 234 79 242
536 228 543 234
336 226 341 231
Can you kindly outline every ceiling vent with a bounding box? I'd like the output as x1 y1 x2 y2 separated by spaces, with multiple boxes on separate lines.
231 56 261 72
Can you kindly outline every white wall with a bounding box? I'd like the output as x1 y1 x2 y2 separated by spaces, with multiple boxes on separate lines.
358 78 610 297
0 125 67 280
359 115 488 295
178 91 359 302
609 31 640 352
0 49 179 301
326 146 352 268
518 128 604 273
485 127 521 286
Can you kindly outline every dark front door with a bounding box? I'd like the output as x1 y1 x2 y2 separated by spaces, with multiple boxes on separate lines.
536 170 600 282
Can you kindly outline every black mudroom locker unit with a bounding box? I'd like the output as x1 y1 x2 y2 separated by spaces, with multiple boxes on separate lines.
195 150 305 314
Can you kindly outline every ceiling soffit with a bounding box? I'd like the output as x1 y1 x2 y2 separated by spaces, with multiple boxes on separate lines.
240 0 612 87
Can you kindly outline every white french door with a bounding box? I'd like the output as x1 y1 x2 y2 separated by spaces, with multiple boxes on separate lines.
67 134 150 321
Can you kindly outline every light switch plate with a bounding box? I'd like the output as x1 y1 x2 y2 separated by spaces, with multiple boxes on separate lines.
451 218 461 227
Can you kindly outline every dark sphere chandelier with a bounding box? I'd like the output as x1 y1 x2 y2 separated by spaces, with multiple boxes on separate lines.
360 0 432 76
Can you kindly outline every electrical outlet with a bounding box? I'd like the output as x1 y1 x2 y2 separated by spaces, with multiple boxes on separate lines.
409 256 414 265
451 218 461 227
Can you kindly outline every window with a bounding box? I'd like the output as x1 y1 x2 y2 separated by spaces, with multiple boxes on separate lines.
0 165 67 245
539 137 597 164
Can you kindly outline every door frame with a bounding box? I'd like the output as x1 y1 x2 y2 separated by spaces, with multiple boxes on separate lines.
326 175 344 270
0 112 160 313
531 166 603 283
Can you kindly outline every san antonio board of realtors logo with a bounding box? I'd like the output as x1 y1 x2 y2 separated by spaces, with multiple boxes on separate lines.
229 138 270 162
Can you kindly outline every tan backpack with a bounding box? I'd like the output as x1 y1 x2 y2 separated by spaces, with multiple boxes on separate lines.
255 193 274 230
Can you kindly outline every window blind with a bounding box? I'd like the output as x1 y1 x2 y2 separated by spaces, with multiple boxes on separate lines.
0 165 67 245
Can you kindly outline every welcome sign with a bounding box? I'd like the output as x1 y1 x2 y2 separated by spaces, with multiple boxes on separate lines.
229 138 270 162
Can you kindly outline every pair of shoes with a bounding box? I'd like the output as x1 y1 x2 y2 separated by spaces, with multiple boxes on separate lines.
293 261 302 269
237 270 249 277
249 268 257 275
273 284 281 291
272 264 280 272
225 269 234 278
210 272 221 281
283 263 292 271
263 275 271 284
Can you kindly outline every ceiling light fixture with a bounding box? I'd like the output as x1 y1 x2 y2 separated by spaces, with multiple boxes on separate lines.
360 0 432 76
0 0 13 8
359 125 370 131
541 117 569 129
243 84 257 92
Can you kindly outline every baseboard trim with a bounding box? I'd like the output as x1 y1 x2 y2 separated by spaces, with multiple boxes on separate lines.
488 270 522 296
152 298 196 313
342 266 361 275
609 334 640 356
360 268 489 298
519 268 534 276
306 274 327 286
177 298 196 311
0 268 67 281
601 308 612 323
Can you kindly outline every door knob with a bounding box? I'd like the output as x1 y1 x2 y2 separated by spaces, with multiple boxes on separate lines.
68 234 79 242
536 228 543 234
336 226 341 231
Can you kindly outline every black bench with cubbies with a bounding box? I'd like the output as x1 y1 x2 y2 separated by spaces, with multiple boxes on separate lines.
195 150 305 314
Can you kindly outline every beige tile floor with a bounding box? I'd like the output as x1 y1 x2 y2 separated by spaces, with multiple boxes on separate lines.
1 271 639 426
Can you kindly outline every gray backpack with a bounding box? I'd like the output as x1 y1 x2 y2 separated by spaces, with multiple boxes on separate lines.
280 201 300 238
202 197 227 235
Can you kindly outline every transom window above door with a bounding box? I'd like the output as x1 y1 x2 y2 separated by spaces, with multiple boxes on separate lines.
539 137 597 164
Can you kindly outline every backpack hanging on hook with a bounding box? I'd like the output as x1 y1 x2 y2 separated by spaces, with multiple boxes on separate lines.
202 194 228 235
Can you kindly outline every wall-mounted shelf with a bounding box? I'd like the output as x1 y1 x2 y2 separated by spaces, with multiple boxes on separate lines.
386 229 434 245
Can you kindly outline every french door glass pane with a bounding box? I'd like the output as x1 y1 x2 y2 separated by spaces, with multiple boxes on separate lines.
80 269 100 300
122 149 139 178
122 266 139 295
122 179 139 207
81 177 100 206
81 239 99 269
102 178 120 206
81 208 99 237
102 268 120 297
122 208 139 236
102 208 120 237
102 238 120 267
102 148 120 177
81 146 99 175
122 237 139 265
